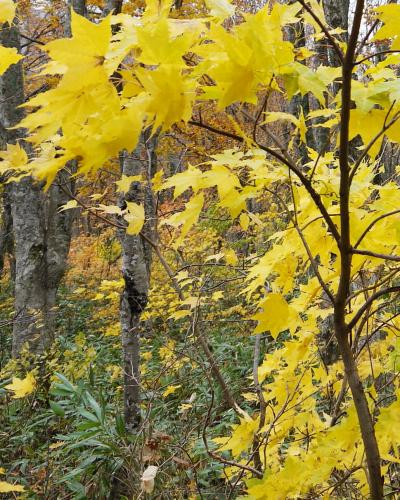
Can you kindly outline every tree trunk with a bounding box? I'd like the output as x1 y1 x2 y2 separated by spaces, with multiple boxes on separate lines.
0 3 76 355
103 0 123 15
119 132 157 431
64 0 88 36
0 186 14 278
335 2 383 496
315 0 350 367
322 0 349 65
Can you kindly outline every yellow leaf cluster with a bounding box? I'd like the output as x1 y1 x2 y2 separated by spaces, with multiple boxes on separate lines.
5 372 36 398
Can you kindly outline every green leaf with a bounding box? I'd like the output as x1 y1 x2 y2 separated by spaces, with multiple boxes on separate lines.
49 400 65 417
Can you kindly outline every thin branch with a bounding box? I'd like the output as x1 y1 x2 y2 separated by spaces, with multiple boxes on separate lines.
354 49 400 66
296 0 344 63
20 33 46 46
252 334 266 472
346 268 399 304
347 286 400 331
295 222 335 303
330 376 348 426
354 209 400 249
202 388 262 478
335 0 384 497
139 231 241 414
188 119 341 245
355 19 379 56
351 248 400 262
57 180 124 230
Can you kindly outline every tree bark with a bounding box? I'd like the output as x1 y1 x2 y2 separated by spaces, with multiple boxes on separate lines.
322 0 349 65
0 3 76 355
0 186 14 278
119 132 157 431
64 0 88 37
103 0 123 15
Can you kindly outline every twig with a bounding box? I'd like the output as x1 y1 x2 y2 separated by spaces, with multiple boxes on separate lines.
354 50 400 66
202 388 262 478
347 286 400 331
351 248 400 262
296 0 344 63
353 209 400 249
139 231 241 414
188 119 341 244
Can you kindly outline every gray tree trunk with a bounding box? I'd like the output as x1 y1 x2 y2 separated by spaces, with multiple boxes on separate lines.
307 0 350 154
103 0 123 15
64 0 88 36
100 0 150 433
0 3 76 355
318 1 350 367
119 132 157 431
376 0 399 182
0 187 14 278
322 0 349 65
0 1 24 256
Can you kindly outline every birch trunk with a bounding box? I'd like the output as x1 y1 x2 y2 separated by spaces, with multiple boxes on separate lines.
0 3 76 355
119 132 157 431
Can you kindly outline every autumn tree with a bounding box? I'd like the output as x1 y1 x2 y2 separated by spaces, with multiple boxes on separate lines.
1 0 400 498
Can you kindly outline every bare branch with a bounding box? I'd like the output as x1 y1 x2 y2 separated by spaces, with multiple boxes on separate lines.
351 247 400 262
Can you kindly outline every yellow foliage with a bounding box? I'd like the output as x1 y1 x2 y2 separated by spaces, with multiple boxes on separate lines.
124 202 145 235
5 372 36 399
0 0 15 24
162 384 181 397
0 46 22 75
0 481 25 493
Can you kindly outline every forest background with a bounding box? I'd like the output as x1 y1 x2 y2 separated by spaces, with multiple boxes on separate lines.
0 0 400 498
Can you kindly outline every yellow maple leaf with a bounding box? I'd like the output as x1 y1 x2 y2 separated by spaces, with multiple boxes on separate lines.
5 372 36 398
124 202 145 235
0 481 25 493
45 11 112 75
214 415 259 456
0 46 22 75
49 441 65 450
374 4 400 50
224 248 238 266
151 170 164 191
252 293 299 338
161 165 203 199
136 15 198 66
58 200 78 212
136 65 195 131
98 204 123 215
162 384 181 397
0 0 15 24
115 175 142 193
204 0 235 20
239 212 250 231
104 323 120 337
168 309 191 320
211 291 224 301
0 143 28 177
162 192 204 247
